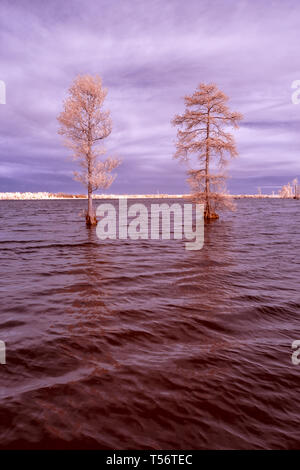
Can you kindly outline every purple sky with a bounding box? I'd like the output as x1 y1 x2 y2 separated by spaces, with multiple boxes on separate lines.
0 0 299 194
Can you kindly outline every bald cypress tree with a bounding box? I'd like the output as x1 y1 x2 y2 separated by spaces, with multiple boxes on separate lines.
172 83 242 220
58 75 120 226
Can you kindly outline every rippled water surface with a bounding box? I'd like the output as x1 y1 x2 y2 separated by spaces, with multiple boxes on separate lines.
0 198 299 449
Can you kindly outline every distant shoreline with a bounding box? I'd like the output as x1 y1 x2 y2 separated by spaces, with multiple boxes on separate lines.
0 192 286 200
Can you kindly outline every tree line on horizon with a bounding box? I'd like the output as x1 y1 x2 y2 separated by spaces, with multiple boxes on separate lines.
279 178 299 199
57 75 244 225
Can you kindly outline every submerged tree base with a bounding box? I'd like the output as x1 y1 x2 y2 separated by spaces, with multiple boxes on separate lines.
85 213 97 226
204 211 219 220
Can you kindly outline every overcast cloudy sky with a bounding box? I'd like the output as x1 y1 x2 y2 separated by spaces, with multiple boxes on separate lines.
0 0 299 194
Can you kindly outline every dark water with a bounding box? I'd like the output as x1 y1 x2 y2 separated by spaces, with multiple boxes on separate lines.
0 198 299 449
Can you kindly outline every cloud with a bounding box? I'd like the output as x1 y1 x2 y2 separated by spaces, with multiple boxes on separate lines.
0 0 299 194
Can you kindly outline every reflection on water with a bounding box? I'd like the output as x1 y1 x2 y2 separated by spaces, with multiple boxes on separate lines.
0 198 300 449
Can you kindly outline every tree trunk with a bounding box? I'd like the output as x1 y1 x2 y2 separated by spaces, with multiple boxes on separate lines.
85 132 97 226
204 114 211 219
86 184 97 226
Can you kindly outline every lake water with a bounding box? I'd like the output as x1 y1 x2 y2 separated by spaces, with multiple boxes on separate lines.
0 198 299 449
